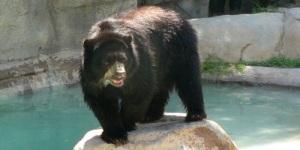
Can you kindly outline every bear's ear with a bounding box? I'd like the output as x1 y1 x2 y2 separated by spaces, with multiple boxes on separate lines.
98 21 112 31
83 39 94 50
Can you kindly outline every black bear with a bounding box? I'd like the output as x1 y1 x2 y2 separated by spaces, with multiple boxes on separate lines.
79 6 207 145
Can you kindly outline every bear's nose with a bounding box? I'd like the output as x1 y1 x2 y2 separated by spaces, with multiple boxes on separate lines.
112 62 126 79
115 62 125 73
116 73 126 79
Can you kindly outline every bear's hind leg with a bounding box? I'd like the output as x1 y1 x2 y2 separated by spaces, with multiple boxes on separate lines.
84 93 128 145
175 52 207 122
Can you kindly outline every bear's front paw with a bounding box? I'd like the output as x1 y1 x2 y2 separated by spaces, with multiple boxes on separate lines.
101 130 128 145
185 111 207 122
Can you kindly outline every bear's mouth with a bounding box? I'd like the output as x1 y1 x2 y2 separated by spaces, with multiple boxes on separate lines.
103 78 124 87
102 68 126 88
111 79 124 87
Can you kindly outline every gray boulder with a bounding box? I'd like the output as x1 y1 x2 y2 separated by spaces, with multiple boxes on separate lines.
190 13 284 62
282 8 300 58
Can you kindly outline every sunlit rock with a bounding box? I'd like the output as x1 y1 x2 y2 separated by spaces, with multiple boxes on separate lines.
190 13 283 62
74 113 238 150
281 8 300 58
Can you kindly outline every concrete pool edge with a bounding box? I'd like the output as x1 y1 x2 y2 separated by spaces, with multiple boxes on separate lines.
202 66 300 89
0 52 299 95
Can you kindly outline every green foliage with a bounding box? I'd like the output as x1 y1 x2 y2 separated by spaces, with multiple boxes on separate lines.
251 0 277 13
252 5 277 13
202 56 300 76
243 57 300 68
202 55 245 76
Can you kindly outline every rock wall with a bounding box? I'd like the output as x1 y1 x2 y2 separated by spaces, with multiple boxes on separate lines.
0 0 136 63
0 51 80 95
1 1 299 64
1 4 300 94
190 8 300 62
0 0 208 64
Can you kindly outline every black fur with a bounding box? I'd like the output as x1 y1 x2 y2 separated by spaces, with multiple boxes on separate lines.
80 6 207 145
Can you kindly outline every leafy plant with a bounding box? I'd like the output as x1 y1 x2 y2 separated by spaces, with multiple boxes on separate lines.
202 55 245 76
244 57 300 68
251 0 277 13
202 56 300 76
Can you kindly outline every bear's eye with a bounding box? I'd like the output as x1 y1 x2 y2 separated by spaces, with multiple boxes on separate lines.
120 58 127 63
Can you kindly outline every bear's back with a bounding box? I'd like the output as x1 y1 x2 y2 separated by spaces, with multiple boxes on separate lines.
116 6 183 35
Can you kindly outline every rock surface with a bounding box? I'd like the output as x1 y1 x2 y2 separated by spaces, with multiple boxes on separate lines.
0 0 209 63
1 5 300 93
0 0 136 63
281 8 300 58
73 113 238 150
0 51 81 95
190 8 300 62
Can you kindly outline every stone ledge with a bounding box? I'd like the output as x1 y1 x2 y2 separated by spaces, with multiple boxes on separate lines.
73 113 238 150
203 66 300 88
0 51 81 95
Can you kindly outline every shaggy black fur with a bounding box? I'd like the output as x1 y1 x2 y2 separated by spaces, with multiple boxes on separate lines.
80 6 207 145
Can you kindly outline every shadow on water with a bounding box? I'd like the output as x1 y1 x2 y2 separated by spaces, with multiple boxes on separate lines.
0 83 299 149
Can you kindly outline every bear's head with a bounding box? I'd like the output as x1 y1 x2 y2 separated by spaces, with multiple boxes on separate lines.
82 33 137 88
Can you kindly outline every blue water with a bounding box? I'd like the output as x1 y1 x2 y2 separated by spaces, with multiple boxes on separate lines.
0 83 299 150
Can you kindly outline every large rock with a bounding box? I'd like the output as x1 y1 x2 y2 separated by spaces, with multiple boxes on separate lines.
74 113 238 150
0 0 136 63
190 13 284 62
281 8 300 58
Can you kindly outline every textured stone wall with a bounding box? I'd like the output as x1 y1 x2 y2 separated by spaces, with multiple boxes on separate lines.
0 0 209 63
1 2 299 94
0 0 136 63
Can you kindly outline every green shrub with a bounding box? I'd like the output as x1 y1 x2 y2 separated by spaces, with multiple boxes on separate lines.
244 57 300 68
202 56 300 75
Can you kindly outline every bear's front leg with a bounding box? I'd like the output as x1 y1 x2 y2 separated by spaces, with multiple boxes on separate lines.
99 100 128 145
84 93 128 145
100 121 128 145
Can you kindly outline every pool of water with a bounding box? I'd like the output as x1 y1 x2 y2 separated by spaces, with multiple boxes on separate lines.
0 83 299 150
